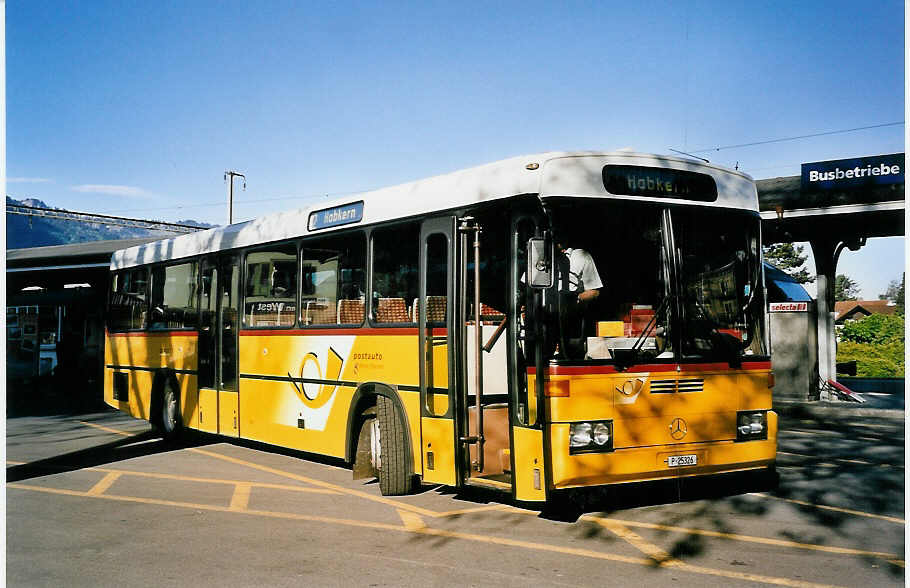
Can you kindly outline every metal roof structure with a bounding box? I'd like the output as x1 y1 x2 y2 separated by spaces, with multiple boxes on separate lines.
757 175 904 244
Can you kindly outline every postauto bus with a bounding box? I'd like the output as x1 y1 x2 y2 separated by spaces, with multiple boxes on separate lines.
105 151 776 501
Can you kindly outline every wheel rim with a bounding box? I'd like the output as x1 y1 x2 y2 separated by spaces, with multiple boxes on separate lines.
370 419 381 470
164 390 177 432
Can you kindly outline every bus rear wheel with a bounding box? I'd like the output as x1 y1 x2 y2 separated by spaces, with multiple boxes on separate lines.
376 395 412 496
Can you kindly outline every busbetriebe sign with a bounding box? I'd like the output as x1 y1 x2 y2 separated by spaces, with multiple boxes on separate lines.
801 153 904 192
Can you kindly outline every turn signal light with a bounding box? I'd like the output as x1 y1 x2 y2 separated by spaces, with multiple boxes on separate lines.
545 380 570 397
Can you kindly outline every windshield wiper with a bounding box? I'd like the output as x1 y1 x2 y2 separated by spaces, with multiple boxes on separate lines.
612 296 670 371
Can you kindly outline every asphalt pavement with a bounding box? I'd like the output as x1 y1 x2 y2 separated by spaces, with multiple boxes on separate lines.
7 407 905 587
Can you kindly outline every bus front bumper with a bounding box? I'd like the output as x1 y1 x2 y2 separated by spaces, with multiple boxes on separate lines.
549 417 777 489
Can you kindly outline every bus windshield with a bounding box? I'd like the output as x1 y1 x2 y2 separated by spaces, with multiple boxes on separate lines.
545 200 766 364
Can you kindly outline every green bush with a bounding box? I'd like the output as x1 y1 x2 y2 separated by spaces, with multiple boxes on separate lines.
837 313 905 377
839 313 904 345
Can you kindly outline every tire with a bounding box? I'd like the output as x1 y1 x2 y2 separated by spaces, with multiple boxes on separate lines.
376 395 411 496
159 383 183 442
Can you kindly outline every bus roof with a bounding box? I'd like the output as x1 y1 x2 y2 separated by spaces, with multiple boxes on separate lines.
111 151 756 270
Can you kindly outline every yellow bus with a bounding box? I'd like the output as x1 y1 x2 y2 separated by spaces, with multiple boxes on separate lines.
105 151 776 501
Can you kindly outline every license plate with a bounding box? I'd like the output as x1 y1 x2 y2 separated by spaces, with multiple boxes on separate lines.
668 454 697 467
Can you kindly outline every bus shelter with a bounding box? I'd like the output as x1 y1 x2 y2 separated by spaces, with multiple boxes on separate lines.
6 237 158 412
758 153 904 400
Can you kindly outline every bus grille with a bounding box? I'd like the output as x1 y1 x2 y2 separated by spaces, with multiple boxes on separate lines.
649 378 704 394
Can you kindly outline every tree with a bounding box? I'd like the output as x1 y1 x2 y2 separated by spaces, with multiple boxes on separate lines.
834 274 861 301
763 243 814 283
879 273 904 313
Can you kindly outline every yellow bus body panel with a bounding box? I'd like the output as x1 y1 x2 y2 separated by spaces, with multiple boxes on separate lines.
237 333 423 461
420 416 457 486
512 426 546 502
547 366 776 488
104 332 198 422
550 412 777 487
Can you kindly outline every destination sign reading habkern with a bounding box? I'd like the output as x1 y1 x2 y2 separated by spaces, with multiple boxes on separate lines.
602 165 718 202
801 153 904 192
308 201 364 231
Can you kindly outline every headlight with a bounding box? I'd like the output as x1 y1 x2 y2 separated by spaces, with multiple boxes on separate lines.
570 423 592 447
736 411 768 441
593 423 611 446
569 420 613 454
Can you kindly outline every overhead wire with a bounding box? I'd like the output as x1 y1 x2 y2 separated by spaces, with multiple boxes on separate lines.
688 121 904 153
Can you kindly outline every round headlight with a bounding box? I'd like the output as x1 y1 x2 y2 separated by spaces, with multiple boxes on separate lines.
593 423 611 446
570 423 593 447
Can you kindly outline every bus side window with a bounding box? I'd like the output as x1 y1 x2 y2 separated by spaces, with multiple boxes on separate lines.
300 231 366 326
148 262 198 330
371 223 419 325
109 268 148 331
243 246 298 328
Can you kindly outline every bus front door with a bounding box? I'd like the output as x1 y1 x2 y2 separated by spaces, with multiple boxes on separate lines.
197 255 240 437
418 217 459 487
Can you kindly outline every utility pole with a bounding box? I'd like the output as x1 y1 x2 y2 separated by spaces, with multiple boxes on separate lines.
224 170 246 225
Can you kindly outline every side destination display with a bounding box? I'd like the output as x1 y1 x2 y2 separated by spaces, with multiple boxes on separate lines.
308 201 364 231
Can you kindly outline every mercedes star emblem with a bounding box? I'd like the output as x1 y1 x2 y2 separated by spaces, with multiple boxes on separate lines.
669 417 688 440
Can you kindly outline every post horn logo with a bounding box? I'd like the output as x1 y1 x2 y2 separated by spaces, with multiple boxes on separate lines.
289 348 343 409
669 417 688 440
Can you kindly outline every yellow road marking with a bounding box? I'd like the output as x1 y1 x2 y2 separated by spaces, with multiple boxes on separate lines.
7 460 25 465
595 518 678 566
596 518 840 588
76 420 439 516
87 466 340 494
433 504 518 518
189 447 441 518
86 472 122 496
77 421 138 437
8 481 845 587
889 559 905 568
584 516 903 562
397 509 426 531
751 493 905 524
229 484 252 511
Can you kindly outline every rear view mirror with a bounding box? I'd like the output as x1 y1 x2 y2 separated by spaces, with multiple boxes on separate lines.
527 237 554 288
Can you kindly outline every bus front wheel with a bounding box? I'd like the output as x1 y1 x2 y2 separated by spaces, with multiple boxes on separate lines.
376 395 412 496
158 384 183 442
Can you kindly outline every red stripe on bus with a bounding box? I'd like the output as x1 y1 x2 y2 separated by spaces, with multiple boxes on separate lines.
106 330 199 338
238 327 449 337
528 361 771 375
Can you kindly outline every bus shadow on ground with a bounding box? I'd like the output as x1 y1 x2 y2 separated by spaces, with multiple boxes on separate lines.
6 432 215 483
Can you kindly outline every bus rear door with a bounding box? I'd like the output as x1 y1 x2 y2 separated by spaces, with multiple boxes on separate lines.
418 217 460 487
196 255 240 437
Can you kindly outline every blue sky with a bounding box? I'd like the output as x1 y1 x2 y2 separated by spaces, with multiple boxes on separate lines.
6 1 905 298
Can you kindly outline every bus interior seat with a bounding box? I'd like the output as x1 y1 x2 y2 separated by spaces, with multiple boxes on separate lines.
479 303 506 325
305 301 335 325
411 296 447 323
337 299 365 325
375 297 410 324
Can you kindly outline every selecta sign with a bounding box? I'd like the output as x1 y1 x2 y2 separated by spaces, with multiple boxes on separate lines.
801 153 904 192
769 302 809 312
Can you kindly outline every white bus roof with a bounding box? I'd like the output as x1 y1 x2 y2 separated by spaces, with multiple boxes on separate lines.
111 151 756 270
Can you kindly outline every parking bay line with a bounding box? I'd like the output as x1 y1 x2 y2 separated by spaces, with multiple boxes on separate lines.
584 515 903 562
750 493 905 525
11 481 835 587
593 518 841 588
